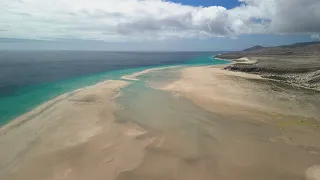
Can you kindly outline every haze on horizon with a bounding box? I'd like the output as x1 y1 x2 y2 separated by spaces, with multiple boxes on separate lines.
0 0 320 51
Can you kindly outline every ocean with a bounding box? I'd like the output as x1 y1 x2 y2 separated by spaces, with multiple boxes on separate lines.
0 51 228 125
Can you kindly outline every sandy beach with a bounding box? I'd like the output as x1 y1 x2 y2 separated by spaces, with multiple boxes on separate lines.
1 0 319 179
121 66 180 81
159 65 320 180
162 66 320 120
0 80 153 180
1 64 320 180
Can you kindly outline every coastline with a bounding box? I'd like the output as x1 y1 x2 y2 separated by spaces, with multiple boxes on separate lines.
161 65 320 121
1 87 81 134
0 80 126 134
0 80 147 179
118 64 320 180
215 56 257 64
3 59 317 138
1 62 320 180
216 55 320 91
0 67 169 180
161 66 269 119
0 65 182 131
121 66 181 81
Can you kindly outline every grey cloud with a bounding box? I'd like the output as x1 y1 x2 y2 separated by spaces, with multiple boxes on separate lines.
116 10 232 37
0 38 48 43
12 12 32 16
73 9 128 19
270 0 320 33
116 19 187 35
196 12 231 36
117 19 162 35
311 34 320 41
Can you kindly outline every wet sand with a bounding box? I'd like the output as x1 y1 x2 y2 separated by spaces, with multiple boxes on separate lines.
163 65 320 119
157 66 320 180
121 66 180 81
0 80 153 180
1 65 320 180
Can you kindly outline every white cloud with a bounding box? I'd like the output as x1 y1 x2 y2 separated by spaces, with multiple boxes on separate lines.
311 34 320 41
0 0 319 41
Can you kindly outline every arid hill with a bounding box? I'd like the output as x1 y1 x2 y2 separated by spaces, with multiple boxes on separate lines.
216 42 320 90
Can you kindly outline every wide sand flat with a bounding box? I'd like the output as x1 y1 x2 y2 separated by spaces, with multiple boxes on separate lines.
1 65 320 180
163 66 320 120
0 80 152 180
160 66 320 180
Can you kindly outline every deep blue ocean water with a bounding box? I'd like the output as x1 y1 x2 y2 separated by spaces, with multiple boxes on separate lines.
0 51 228 125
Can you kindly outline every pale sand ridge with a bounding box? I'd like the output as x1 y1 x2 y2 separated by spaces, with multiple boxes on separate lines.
215 56 257 64
121 66 180 81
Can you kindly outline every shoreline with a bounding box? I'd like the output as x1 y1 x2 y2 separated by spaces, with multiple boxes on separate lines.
214 56 257 64
0 64 210 180
0 78 153 180
0 80 127 134
158 65 320 180
0 63 226 180
161 66 270 118
0 61 239 134
0 87 82 134
117 64 320 180
0 65 183 131
161 65 320 121
121 66 181 81
1 62 320 180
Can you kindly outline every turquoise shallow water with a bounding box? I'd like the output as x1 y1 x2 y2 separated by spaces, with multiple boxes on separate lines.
0 56 228 125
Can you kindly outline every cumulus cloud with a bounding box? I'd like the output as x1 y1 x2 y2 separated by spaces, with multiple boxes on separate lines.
0 0 319 41
311 34 320 41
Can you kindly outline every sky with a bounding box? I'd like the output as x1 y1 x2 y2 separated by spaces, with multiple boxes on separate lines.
0 0 320 51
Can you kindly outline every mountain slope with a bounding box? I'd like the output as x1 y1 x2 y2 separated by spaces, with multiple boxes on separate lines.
243 45 265 52
216 41 320 59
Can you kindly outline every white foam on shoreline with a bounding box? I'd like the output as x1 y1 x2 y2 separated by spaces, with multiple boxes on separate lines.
121 66 181 81
0 80 127 134
0 65 181 133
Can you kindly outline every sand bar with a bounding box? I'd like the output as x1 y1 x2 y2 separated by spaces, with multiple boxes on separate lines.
0 80 152 180
121 66 180 81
